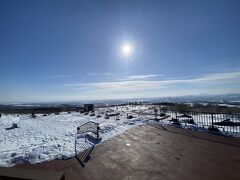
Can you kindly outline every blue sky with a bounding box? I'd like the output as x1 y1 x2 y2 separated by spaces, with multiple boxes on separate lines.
0 0 240 103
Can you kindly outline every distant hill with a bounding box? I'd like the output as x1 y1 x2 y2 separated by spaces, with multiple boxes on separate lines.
1 93 240 111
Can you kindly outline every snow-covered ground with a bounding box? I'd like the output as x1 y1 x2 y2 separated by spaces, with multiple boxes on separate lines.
0 105 239 167
0 109 147 167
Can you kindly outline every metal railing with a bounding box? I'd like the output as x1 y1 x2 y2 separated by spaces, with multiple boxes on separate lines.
161 110 240 135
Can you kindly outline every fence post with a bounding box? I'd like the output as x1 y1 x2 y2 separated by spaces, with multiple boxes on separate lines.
211 113 214 129
75 138 77 156
97 126 100 139
154 109 158 119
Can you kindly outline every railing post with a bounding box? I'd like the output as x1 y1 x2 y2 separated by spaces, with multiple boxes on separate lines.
97 125 99 139
75 138 77 156
211 113 214 129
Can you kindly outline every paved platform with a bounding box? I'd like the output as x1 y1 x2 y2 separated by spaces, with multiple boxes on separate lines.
13 125 240 180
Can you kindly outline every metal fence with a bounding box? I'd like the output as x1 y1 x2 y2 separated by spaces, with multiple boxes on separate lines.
160 110 240 135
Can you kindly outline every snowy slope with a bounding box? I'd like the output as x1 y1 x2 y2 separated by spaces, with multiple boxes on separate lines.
0 110 146 167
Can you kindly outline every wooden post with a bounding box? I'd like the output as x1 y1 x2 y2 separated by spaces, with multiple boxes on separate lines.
75 138 77 156
97 126 100 139
211 113 214 128
154 109 157 119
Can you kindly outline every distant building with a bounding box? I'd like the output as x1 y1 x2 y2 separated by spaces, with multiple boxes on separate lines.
84 104 94 112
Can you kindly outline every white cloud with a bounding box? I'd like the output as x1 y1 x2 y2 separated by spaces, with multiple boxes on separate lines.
4 71 239 103
41 74 74 80
163 71 240 84
59 71 240 100
87 72 113 76
64 80 167 92
116 74 163 81
64 71 240 91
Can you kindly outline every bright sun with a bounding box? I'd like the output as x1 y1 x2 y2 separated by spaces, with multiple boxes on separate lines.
122 44 133 57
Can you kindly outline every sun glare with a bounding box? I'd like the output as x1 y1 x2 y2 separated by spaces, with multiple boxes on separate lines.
121 43 133 57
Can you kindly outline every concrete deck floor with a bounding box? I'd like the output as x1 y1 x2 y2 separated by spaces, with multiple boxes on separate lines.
15 125 240 180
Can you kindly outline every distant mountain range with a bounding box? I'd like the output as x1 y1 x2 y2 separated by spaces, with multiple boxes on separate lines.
1 94 240 108
82 93 240 105
149 94 240 104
